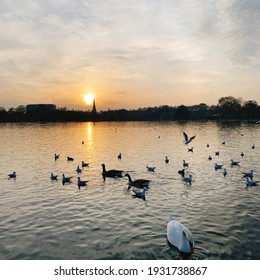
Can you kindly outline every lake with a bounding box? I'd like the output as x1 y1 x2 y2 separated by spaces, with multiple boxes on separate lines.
0 121 259 260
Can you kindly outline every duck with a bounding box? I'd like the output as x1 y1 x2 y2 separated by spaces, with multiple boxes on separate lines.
241 152 244 157
245 177 259 187
77 177 88 188
146 166 156 172
125 173 150 189
167 216 194 254
252 144 255 149
132 187 148 198
62 174 73 185
183 174 192 185
54 153 59 160
178 169 185 177
101 163 124 180
8 171 16 179
183 132 196 145
165 156 169 163
67 156 74 161
76 165 82 173
223 168 228 178
50 173 58 180
242 170 254 179
231 159 240 167
215 151 219 156
82 161 89 167
214 163 223 170
206 143 210 148
183 160 189 168
222 141 226 145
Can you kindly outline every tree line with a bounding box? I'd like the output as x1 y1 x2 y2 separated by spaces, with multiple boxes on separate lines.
0 96 259 122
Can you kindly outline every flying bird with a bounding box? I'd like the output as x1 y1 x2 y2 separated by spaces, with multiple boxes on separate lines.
183 132 196 145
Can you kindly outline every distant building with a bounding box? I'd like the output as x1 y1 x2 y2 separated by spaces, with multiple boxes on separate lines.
26 104 56 112
91 99 97 114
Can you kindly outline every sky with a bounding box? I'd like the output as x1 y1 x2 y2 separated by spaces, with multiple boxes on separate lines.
0 0 260 111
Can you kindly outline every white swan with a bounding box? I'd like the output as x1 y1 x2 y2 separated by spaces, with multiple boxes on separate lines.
167 216 194 254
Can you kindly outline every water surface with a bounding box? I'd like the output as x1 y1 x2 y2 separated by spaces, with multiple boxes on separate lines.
0 121 259 259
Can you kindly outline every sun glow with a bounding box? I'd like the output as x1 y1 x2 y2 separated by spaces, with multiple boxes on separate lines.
84 93 95 105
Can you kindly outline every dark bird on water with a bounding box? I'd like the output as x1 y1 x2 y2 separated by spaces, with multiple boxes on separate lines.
125 173 150 189
101 163 124 181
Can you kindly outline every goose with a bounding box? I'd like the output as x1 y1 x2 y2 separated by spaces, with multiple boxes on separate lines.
183 160 189 168
118 153 122 160
50 173 58 180
214 163 223 170
208 155 212 161
77 177 88 187
82 161 89 167
222 141 225 145
125 173 150 189
54 153 59 160
187 147 193 153
242 170 254 179
241 152 244 157
101 163 124 180
132 187 147 198
67 156 74 161
231 159 240 167
245 177 259 187
223 168 228 178
76 165 82 173
183 132 196 145
215 151 219 156
252 144 255 149
146 166 156 172
183 174 192 185
165 156 169 164
62 174 72 185
167 216 194 254
8 171 16 179
178 169 185 177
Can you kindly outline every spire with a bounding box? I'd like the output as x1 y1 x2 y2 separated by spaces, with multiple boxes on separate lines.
91 98 97 114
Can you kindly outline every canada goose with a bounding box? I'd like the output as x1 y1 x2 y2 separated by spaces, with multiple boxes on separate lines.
101 163 123 180
125 173 150 189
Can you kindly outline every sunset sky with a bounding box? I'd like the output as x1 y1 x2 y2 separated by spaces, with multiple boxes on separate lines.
0 0 259 111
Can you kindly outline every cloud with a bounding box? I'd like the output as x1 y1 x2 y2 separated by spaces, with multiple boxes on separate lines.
0 0 259 109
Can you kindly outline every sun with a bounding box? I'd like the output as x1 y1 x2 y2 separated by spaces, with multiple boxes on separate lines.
83 93 95 105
